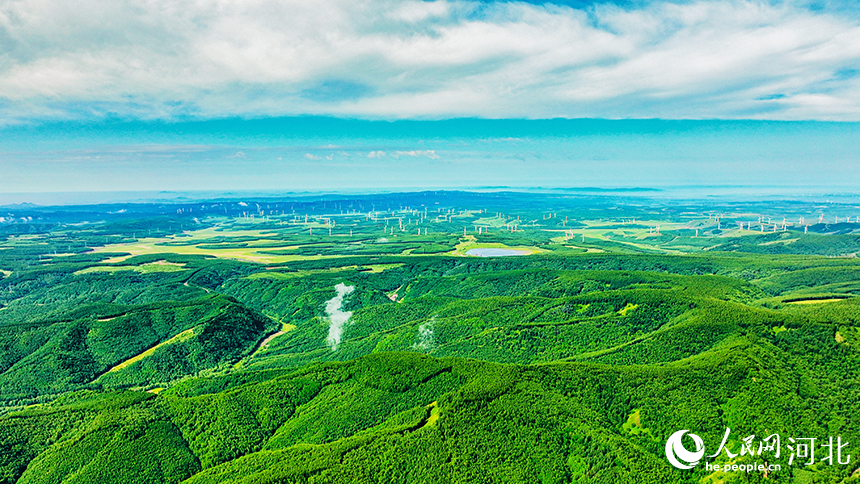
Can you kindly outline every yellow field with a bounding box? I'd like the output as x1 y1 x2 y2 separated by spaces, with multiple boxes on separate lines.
75 260 187 275
88 226 306 263
91 238 338 264
88 221 471 263
545 223 692 254
246 263 404 281
425 401 441 426
787 298 850 305
103 327 197 374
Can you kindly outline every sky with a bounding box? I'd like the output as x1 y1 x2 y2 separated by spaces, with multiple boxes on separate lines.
2 0 860 123
2 117 859 200
1 0 859 198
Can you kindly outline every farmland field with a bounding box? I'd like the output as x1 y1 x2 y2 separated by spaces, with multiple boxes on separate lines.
0 190 859 483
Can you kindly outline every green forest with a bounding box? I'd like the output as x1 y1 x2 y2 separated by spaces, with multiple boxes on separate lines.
0 192 859 483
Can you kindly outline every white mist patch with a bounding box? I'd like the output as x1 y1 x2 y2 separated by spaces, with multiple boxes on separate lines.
325 282 355 351
413 317 435 351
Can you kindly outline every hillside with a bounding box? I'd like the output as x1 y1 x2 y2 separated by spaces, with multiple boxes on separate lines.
1 193 859 483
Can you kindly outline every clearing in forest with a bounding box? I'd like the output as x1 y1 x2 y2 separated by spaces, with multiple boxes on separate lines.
103 327 197 374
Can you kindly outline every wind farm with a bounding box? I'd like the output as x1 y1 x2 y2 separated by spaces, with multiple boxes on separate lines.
2 0 860 481
50 191 860 266
2 188 860 483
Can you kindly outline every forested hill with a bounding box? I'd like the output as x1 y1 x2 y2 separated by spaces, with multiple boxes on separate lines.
1 195 860 483
3 333 858 484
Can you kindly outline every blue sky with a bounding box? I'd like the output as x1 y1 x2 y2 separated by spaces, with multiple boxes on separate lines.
1 1 859 197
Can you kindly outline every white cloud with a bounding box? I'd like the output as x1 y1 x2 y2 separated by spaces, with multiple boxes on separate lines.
1 0 859 122
393 150 440 159
367 150 386 158
304 153 320 160
388 0 451 23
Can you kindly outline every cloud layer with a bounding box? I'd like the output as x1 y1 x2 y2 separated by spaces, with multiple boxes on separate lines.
1 0 859 122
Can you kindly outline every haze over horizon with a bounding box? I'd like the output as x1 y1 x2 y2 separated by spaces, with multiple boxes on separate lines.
1 0 858 198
